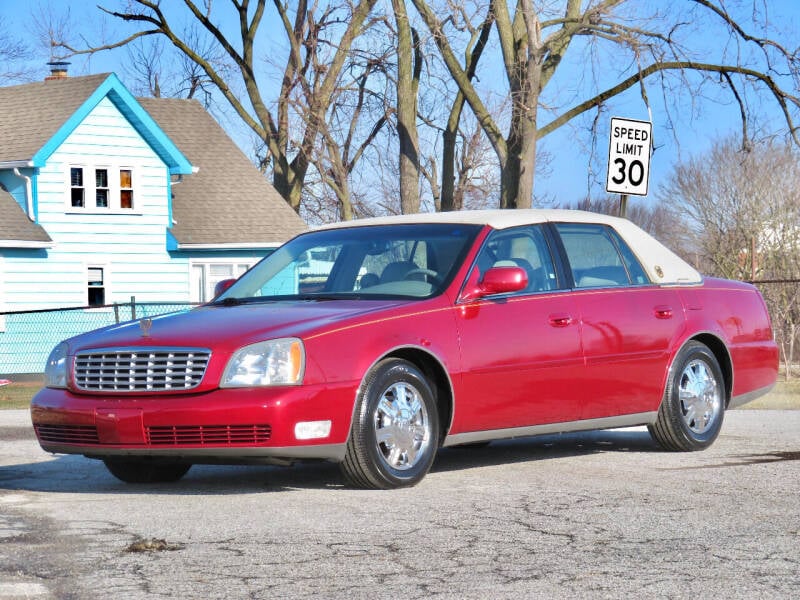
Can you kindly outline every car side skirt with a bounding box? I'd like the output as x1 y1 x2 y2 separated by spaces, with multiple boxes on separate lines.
443 411 658 447
728 383 776 410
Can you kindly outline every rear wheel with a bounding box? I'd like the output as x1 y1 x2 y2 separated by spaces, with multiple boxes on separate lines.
341 358 439 489
103 458 191 483
648 341 725 451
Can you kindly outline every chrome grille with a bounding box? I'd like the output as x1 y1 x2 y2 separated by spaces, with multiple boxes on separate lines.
74 348 211 392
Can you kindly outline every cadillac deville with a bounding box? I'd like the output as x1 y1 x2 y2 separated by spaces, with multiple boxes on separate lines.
31 210 779 489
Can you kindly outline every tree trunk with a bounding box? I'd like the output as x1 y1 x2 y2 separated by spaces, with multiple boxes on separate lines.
393 0 421 214
440 100 460 212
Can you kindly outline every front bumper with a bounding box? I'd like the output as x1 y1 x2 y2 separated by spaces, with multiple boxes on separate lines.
30 381 357 463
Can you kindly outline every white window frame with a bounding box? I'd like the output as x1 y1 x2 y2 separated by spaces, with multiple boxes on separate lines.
85 262 111 308
70 165 86 208
94 166 110 209
66 164 140 214
189 259 255 303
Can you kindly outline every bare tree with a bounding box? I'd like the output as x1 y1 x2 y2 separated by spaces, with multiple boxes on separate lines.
313 34 393 221
50 0 378 213
0 17 33 83
410 0 800 209
661 136 800 378
123 30 228 105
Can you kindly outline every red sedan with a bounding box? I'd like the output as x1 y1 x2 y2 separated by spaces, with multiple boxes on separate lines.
31 210 778 489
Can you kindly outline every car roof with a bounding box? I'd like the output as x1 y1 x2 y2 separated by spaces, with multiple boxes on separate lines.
313 209 702 285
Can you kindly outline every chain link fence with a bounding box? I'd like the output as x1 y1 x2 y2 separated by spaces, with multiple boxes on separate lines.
0 299 198 376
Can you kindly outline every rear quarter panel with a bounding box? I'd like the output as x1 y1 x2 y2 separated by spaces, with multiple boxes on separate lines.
678 278 778 402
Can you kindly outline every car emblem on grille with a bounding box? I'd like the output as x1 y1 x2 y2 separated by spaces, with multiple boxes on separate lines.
139 318 153 337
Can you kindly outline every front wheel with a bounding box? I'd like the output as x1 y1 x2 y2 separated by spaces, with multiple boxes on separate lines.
340 358 439 489
103 458 191 483
648 341 726 451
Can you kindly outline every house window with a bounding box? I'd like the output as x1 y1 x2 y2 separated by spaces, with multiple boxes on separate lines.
95 169 109 208
70 167 85 207
190 261 254 302
87 267 105 306
67 165 135 211
120 169 133 209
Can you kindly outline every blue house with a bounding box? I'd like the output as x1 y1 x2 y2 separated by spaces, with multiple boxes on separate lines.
0 70 307 374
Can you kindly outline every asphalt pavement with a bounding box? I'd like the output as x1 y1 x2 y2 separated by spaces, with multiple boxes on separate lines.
1 409 799 599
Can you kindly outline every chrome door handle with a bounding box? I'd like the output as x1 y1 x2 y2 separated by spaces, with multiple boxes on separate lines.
549 314 573 328
654 306 673 319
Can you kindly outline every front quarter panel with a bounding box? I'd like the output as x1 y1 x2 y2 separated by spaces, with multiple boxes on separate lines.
302 296 460 388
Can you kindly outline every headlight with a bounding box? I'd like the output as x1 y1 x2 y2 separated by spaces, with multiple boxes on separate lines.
220 338 305 387
44 342 69 389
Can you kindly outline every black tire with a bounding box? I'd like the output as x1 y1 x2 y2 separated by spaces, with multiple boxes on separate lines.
103 458 191 483
648 341 726 451
341 358 439 489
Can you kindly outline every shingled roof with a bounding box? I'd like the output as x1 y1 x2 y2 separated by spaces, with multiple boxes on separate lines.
138 98 307 247
0 73 110 165
0 190 51 247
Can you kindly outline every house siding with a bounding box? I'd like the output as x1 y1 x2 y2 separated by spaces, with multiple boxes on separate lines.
1 78 300 375
3 97 191 312
0 97 195 374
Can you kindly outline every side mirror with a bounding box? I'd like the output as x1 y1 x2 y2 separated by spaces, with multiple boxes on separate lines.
213 278 237 299
460 266 528 301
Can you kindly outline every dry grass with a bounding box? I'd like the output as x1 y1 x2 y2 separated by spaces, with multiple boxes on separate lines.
739 379 800 410
2 379 799 411
0 381 42 410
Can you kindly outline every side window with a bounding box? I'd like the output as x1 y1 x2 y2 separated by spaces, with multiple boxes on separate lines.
555 223 647 288
473 225 558 294
608 229 649 285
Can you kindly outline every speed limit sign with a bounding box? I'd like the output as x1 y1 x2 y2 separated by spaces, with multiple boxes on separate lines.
606 117 652 196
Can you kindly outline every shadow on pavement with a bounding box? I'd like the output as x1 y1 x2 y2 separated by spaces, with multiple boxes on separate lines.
0 428 659 494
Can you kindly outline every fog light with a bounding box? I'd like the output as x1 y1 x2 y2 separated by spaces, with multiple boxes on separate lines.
294 420 332 440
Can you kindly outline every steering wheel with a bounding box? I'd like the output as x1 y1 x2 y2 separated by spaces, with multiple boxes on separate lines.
404 268 441 284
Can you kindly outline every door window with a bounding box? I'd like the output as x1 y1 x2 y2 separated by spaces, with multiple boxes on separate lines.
473 225 558 293
555 223 648 288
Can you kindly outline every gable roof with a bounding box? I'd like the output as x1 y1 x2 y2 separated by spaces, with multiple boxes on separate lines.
138 98 307 248
0 190 52 248
0 73 192 174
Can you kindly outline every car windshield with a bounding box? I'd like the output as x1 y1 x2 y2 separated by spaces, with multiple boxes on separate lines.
214 223 482 302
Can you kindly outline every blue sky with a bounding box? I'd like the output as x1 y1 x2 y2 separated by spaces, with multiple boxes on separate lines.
2 1 799 210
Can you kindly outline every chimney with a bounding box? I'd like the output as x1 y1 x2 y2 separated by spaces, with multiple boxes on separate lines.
45 61 70 80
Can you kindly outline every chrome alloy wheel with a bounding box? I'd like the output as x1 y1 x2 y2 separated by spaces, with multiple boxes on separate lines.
678 358 722 434
373 381 432 471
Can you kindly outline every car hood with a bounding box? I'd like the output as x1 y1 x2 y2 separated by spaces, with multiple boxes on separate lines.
65 299 415 354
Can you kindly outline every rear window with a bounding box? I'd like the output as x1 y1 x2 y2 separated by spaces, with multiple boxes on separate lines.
555 223 649 288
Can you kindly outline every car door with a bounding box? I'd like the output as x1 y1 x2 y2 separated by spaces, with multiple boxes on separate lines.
452 225 585 434
554 223 686 420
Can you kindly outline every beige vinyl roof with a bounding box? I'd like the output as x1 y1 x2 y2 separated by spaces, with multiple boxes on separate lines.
315 209 702 285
